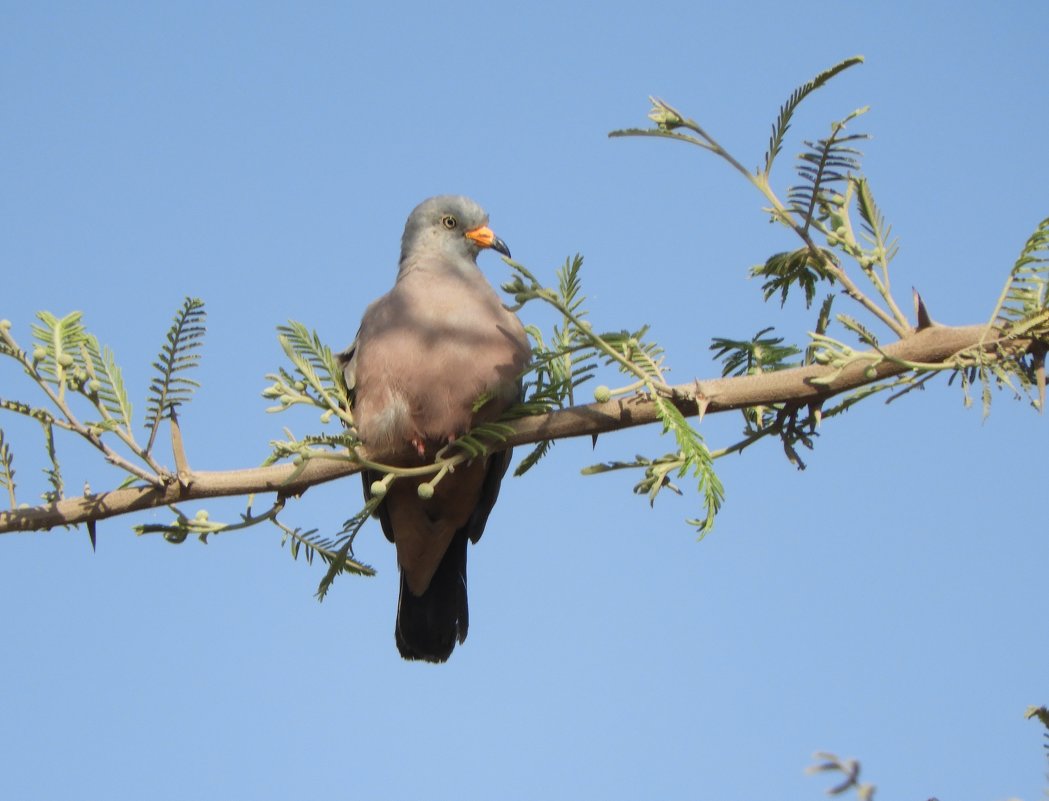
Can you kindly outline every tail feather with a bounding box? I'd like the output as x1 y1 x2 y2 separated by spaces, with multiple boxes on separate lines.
395 529 469 663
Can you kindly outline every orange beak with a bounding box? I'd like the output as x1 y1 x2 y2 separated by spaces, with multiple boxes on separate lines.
465 225 511 258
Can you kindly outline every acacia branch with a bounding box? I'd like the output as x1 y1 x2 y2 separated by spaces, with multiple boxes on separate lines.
0 322 1015 534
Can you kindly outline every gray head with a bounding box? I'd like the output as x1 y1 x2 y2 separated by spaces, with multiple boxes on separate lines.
399 195 510 268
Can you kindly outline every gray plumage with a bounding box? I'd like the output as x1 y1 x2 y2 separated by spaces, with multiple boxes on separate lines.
340 196 530 662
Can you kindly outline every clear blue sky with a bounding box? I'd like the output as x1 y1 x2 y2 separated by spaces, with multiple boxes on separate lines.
2 2 1047 799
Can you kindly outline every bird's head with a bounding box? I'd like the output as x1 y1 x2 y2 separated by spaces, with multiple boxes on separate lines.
399 195 510 268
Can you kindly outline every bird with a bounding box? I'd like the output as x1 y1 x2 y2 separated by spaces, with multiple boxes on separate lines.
339 196 531 663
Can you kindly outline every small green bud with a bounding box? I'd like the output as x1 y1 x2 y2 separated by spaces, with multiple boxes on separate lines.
194 509 209 522
293 381 306 392
87 379 102 393
0 319 11 330
320 409 333 424
32 346 46 362
864 366 878 379
57 353 74 367
594 385 612 403
417 483 435 500
280 394 293 406
647 101 684 130
370 480 387 498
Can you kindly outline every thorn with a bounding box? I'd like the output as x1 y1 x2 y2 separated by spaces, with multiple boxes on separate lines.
913 288 935 331
696 396 710 423
87 519 97 552
590 434 599 449
170 411 191 478
1033 344 1046 414
808 401 823 428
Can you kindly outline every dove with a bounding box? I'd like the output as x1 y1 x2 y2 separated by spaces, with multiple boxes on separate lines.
340 195 530 662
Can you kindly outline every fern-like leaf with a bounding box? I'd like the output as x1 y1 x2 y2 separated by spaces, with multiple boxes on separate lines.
81 336 133 430
144 298 206 452
852 176 898 266
836 314 879 347
276 321 348 407
751 248 838 308
988 216 1049 330
306 507 378 600
40 419 62 503
0 428 15 508
30 311 89 396
761 56 864 176
710 328 801 378
788 108 868 232
653 395 724 534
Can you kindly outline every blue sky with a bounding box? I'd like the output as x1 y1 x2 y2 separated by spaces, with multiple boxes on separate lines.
2 2 1047 799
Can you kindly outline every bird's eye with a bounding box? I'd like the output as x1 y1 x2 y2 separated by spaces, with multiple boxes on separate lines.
441 215 457 230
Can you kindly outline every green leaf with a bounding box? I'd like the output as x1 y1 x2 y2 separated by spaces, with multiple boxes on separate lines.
788 108 869 232
144 298 206 452
988 215 1049 330
39 419 62 503
751 248 838 308
710 328 801 378
761 56 865 176
0 428 15 508
81 335 133 431
30 310 89 396
852 176 898 266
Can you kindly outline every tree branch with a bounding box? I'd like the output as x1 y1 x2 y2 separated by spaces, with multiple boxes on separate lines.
0 322 1009 534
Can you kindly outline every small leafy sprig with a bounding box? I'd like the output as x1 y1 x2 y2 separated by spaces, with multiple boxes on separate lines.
973 215 1049 413
505 257 724 533
144 298 206 454
611 55 1047 450
0 300 207 500
262 321 354 426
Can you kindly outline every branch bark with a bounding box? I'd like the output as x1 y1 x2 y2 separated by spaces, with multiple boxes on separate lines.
0 322 996 534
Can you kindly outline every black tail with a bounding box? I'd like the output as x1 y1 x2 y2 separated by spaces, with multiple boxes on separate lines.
395 529 469 663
